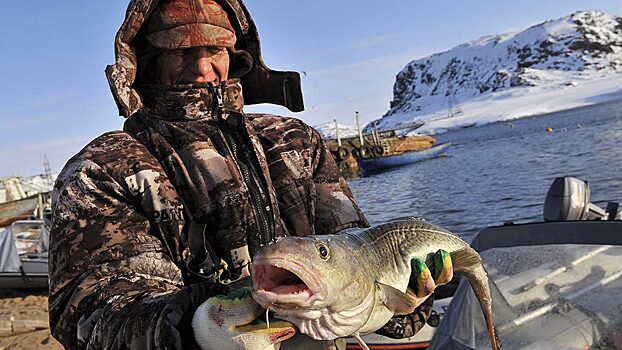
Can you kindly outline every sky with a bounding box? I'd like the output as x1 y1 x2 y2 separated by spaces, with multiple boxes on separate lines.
1 1 621 178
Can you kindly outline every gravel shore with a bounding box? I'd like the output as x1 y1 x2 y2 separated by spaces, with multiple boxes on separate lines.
0 290 62 350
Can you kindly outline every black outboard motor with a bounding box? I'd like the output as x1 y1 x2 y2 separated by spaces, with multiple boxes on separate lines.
544 176 620 221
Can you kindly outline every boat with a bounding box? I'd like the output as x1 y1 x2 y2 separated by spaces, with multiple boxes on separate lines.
0 186 51 290
430 223 622 349
0 219 49 289
0 195 40 228
326 114 441 174
345 176 622 349
429 176 622 349
357 142 450 174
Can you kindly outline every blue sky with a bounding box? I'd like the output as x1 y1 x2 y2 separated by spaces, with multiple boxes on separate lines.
1 1 621 177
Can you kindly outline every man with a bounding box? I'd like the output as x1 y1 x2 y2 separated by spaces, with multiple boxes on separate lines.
49 0 434 348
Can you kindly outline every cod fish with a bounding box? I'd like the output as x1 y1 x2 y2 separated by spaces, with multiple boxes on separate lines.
251 217 500 350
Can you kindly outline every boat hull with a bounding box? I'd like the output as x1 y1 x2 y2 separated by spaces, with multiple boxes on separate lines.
357 143 450 174
0 274 48 289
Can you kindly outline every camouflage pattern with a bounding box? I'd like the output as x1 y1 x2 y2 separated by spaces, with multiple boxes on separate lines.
105 0 304 118
375 294 435 339
144 0 237 50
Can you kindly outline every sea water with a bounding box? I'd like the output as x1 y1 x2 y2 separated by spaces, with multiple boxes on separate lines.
348 99 622 242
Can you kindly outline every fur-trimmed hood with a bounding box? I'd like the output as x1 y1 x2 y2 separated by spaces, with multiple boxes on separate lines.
105 0 304 117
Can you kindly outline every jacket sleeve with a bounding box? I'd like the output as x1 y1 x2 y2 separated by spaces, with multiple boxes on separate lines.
247 114 369 235
49 134 227 349
307 125 370 233
375 294 434 339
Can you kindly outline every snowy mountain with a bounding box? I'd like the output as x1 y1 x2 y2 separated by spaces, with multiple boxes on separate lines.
372 11 622 134
314 121 360 140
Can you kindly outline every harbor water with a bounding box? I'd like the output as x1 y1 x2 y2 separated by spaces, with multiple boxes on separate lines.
347 99 622 241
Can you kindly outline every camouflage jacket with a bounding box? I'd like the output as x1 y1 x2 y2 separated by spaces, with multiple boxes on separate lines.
49 80 372 348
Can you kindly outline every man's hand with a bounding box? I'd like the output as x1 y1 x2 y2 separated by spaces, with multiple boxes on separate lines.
192 287 297 350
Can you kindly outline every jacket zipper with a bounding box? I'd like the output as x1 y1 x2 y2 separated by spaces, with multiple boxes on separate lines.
211 84 274 247
222 130 274 246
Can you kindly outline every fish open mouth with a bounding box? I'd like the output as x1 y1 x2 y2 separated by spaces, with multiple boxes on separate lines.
251 258 326 314
252 259 330 323
253 264 311 295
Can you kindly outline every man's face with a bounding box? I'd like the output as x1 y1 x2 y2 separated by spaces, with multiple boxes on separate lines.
154 46 230 85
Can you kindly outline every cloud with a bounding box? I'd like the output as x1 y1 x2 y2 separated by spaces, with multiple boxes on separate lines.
0 91 75 116
308 51 418 78
247 48 442 127
4 136 93 155
499 20 543 35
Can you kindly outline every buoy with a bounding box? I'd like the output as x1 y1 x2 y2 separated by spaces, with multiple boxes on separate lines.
546 127 553 132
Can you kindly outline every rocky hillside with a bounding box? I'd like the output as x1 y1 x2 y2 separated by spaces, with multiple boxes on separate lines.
373 11 622 133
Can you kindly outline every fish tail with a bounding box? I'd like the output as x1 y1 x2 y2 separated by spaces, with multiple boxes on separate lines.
451 248 501 350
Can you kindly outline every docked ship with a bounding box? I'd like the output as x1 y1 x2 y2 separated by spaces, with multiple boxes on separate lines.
325 114 449 175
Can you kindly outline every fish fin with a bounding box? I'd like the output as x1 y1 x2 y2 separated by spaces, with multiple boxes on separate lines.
353 332 371 350
377 282 418 316
450 247 481 271
494 326 502 349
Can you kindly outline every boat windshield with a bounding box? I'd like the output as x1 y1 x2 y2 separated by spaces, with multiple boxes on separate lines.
11 221 48 255
431 242 622 349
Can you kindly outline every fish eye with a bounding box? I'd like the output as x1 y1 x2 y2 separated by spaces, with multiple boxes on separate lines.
317 243 330 260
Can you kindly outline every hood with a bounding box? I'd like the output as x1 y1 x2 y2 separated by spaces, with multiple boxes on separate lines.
106 0 304 118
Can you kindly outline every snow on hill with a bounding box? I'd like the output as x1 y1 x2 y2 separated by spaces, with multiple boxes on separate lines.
372 11 622 134
314 121 360 140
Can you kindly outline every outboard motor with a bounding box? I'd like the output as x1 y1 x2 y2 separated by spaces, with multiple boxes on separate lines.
544 176 620 221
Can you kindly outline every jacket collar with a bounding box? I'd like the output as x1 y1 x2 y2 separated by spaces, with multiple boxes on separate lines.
137 78 244 121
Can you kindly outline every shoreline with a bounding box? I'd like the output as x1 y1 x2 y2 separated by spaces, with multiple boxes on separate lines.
375 73 622 135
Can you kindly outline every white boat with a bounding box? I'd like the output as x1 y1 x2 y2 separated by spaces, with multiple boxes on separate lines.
430 220 622 349
0 220 49 289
